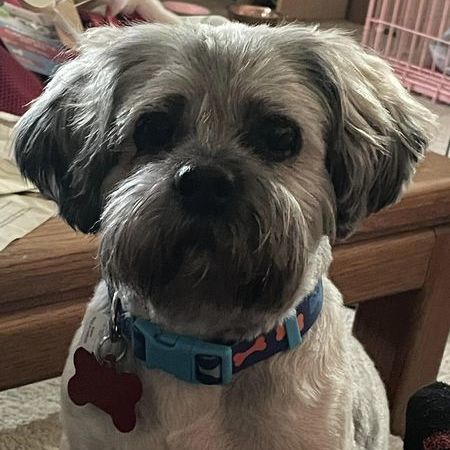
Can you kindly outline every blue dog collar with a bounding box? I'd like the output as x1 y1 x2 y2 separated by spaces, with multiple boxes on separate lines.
120 280 323 385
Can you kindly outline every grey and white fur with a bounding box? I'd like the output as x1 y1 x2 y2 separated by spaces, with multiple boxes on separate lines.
14 23 435 450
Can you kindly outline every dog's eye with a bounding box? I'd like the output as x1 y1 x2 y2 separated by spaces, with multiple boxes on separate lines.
266 121 301 161
244 116 302 162
133 111 175 154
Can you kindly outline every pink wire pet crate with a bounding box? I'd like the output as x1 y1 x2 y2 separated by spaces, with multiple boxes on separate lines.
362 0 450 104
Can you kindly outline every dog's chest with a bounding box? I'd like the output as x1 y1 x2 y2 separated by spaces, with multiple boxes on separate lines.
135 371 226 448
61 281 356 449
131 353 349 450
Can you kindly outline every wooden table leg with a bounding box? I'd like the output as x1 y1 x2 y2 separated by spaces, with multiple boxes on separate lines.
353 225 450 436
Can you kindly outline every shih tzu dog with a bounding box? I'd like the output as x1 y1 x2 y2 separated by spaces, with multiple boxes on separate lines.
14 23 434 450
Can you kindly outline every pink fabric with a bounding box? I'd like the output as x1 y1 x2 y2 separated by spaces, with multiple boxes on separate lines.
0 45 43 116
3 0 22 6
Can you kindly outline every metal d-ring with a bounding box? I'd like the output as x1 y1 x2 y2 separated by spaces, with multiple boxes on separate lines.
96 334 127 365
109 292 123 343
95 291 127 365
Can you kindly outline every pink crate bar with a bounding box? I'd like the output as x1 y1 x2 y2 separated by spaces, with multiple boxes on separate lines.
363 0 450 104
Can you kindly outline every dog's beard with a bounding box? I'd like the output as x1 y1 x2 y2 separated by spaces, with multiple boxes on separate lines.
99 161 312 334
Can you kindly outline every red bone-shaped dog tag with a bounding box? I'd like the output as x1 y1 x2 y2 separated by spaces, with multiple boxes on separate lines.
68 347 142 433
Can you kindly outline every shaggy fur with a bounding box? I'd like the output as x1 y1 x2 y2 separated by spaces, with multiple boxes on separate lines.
14 23 435 450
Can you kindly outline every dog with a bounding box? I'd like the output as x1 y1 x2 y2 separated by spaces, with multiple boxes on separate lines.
14 23 435 450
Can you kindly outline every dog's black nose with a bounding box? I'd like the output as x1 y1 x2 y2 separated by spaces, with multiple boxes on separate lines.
174 165 236 214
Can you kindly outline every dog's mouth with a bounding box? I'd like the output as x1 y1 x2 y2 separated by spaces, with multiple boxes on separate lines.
158 224 218 284
175 225 217 255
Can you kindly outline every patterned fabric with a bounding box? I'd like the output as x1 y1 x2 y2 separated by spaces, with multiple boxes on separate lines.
424 432 450 450
404 382 450 450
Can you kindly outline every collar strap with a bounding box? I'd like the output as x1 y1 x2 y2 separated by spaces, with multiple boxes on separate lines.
120 280 323 385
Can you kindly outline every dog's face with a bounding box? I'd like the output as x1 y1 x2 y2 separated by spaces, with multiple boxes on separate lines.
15 24 434 338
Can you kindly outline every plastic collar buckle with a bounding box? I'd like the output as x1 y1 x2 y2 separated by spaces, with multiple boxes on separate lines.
284 315 303 350
131 318 233 385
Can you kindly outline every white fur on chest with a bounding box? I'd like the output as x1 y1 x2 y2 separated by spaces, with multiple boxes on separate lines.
60 278 366 450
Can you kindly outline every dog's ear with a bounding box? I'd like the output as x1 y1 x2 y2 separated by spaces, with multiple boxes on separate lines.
275 27 436 239
14 27 124 233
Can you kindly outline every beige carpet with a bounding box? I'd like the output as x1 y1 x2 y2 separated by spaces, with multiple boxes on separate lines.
1 314 449 450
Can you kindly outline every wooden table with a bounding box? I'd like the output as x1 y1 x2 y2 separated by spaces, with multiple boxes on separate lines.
1 152 450 436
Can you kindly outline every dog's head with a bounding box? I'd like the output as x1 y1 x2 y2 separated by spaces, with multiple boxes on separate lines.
15 24 434 338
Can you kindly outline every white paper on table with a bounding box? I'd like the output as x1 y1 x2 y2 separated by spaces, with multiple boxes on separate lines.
0 193 57 251
0 158 37 195
0 112 19 161
0 113 58 251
